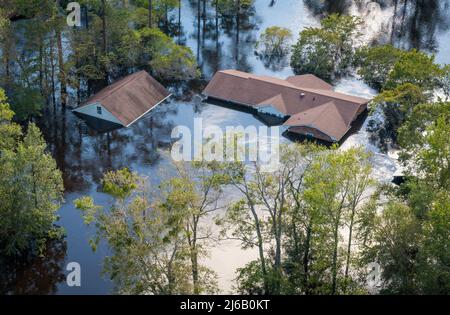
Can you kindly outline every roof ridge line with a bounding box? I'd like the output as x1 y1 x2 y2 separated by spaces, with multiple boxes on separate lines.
220 70 367 104
300 87 368 103
328 101 347 124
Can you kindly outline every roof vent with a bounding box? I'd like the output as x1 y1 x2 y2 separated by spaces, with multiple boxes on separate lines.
300 93 305 98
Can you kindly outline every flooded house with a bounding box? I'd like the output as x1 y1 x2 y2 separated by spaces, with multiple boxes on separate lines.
203 70 370 143
72 70 171 128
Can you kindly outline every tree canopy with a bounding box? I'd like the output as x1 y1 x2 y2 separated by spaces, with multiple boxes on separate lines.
0 88 64 256
291 14 362 81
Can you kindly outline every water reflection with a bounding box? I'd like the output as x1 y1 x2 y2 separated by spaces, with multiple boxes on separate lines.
302 0 450 56
304 0 352 16
0 239 67 295
388 0 450 52
52 101 179 192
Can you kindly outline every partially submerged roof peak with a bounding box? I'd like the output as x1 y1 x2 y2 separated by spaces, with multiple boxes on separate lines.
73 70 171 127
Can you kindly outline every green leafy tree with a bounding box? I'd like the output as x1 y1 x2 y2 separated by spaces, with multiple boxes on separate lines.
364 101 450 295
362 200 421 294
160 162 224 294
75 167 219 294
368 83 427 151
0 89 64 256
256 26 292 57
355 45 403 91
300 147 374 294
217 144 320 294
439 64 450 101
0 89 21 150
398 101 450 190
385 49 443 94
137 27 200 81
291 14 362 81
356 46 444 94
75 168 193 294
418 194 450 294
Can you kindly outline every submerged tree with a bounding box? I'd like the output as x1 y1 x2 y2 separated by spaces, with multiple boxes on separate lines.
297 146 374 294
136 27 200 81
363 101 450 295
355 45 403 91
358 45 447 151
215 143 376 295
290 14 362 81
256 26 292 57
255 26 292 71
75 166 220 294
367 83 427 151
356 45 445 94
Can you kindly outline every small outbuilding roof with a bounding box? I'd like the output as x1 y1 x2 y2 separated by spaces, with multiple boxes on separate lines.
203 70 369 142
75 70 171 127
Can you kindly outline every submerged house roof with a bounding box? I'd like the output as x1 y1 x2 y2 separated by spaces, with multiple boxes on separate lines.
203 70 369 142
73 70 171 127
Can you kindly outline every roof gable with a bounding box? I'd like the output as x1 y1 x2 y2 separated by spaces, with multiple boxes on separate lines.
76 71 171 126
74 102 123 125
284 102 349 141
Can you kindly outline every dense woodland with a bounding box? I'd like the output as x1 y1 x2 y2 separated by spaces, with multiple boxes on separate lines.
0 0 449 295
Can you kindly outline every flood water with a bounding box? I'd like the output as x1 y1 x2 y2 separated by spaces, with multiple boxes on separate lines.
2 0 449 294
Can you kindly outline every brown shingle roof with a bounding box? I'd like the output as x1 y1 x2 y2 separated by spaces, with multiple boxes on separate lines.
284 102 349 141
286 74 334 90
77 71 171 127
203 70 369 141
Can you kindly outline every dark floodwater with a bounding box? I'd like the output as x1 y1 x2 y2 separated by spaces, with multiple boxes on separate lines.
3 0 449 294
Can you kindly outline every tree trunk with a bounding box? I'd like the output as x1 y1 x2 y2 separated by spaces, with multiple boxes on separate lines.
202 0 206 42
331 221 339 295
148 0 153 28
4 42 10 79
49 40 57 117
273 210 283 294
235 0 240 62
344 214 355 288
164 3 168 32
31 164 38 208
248 200 269 294
189 218 200 294
197 0 201 60
56 28 67 109
303 222 312 294
390 0 399 43
101 0 108 81
39 42 44 96
102 0 107 54
178 0 181 40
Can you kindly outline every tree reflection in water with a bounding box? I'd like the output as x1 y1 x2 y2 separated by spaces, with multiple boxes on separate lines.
0 238 67 295
388 0 450 52
303 0 450 54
